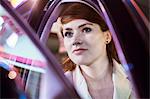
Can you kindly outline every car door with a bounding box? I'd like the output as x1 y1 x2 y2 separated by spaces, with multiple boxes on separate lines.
37 0 149 98
0 0 80 99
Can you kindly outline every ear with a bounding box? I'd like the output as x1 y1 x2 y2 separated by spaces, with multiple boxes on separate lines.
104 30 112 44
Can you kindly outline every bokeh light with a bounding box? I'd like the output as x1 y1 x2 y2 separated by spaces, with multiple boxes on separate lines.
8 70 17 79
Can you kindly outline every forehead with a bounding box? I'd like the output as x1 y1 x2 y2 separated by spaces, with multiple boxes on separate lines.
62 19 92 29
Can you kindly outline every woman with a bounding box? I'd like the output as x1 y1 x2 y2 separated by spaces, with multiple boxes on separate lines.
52 2 132 99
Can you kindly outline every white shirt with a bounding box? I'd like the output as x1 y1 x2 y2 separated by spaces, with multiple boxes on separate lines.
65 60 132 99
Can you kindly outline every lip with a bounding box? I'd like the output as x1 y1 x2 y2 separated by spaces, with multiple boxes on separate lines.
73 48 87 55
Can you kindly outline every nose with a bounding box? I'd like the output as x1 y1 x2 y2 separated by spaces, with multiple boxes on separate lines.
72 31 83 46
73 41 83 46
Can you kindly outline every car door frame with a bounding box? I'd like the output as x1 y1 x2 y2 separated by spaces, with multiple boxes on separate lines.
37 0 149 98
1 0 80 98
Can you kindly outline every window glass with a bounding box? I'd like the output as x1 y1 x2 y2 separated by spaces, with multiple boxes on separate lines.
43 1 139 98
0 4 77 99
0 5 46 98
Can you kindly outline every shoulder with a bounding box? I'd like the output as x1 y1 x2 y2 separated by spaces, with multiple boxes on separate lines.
113 60 134 99
64 71 73 83
65 71 72 77
113 59 128 78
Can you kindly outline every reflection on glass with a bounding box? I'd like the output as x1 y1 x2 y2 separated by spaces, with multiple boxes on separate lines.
0 5 47 99
0 4 72 99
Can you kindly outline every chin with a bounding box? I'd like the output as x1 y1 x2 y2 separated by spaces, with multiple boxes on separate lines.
69 55 90 65
72 59 89 66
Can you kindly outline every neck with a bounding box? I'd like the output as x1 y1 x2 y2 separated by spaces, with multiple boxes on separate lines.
80 55 112 80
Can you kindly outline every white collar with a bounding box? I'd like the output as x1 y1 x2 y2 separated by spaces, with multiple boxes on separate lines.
72 60 132 99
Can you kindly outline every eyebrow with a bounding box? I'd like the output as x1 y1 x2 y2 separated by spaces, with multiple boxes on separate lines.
78 23 93 28
64 23 93 31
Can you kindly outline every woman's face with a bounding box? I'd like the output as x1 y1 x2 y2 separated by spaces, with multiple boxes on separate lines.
62 19 110 66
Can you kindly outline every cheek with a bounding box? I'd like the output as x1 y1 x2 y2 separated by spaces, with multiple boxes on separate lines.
87 35 106 53
87 34 105 45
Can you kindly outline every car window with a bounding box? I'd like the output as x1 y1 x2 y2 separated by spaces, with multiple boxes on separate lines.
0 5 46 99
41 0 133 92
0 2 79 99
39 0 149 98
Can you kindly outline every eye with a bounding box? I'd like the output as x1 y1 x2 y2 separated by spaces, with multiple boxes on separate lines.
64 31 73 38
82 27 92 33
